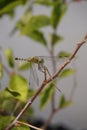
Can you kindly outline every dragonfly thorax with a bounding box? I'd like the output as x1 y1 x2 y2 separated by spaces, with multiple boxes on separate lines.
28 56 44 64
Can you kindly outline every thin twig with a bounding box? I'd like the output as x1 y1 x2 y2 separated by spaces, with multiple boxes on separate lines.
16 121 43 130
41 109 58 130
5 34 87 130
11 101 21 116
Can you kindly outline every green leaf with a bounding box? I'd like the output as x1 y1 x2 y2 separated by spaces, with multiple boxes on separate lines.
59 68 76 79
50 34 63 45
18 62 31 71
5 48 14 68
40 82 54 109
13 125 30 130
0 63 3 78
10 11 32 35
0 115 15 130
59 95 65 108
51 2 67 28
34 0 52 6
21 15 50 32
26 30 47 46
28 88 35 98
0 99 15 112
58 51 71 58
17 11 33 26
7 74 29 102
0 89 13 102
5 87 21 97
0 90 15 112
13 14 48 46
14 14 50 34
59 95 73 109
0 0 27 17
34 0 62 6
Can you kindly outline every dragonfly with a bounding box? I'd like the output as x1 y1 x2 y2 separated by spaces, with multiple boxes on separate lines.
15 56 44 70
15 56 47 78
15 56 66 91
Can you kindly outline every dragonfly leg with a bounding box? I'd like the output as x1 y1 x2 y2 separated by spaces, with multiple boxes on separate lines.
38 64 48 81
38 64 44 72
43 66 47 81
37 64 47 81
44 66 62 93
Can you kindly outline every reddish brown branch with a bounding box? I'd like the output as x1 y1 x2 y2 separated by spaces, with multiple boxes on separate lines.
5 33 87 130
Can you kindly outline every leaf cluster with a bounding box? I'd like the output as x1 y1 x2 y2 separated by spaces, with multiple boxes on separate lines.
0 0 81 129
0 0 28 17
0 48 35 129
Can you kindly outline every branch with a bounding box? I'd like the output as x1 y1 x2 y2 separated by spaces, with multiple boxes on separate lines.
5 33 87 130
16 121 43 130
47 33 87 83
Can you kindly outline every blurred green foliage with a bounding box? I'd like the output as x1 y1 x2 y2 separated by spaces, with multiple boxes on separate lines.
0 0 83 129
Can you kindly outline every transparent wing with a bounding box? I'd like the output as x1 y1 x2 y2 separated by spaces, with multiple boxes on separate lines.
29 64 39 88
38 56 67 66
15 59 39 88
38 56 67 61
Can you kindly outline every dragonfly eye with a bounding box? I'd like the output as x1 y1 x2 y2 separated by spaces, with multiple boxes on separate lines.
41 58 44 64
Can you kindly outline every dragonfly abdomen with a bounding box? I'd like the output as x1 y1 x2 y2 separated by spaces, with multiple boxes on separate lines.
15 57 28 61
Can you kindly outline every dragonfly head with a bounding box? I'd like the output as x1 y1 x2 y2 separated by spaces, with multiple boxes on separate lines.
40 58 44 65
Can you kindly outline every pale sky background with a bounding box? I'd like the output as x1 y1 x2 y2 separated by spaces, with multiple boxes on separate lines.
0 1 87 129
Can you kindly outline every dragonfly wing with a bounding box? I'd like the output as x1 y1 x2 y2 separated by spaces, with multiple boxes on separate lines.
29 64 39 88
29 68 36 88
38 56 67 66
